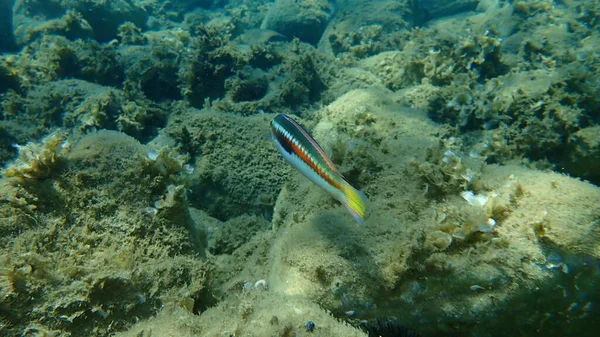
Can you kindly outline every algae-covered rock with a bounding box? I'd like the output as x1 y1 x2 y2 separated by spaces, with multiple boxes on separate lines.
267 88 600 336
261 0 333 45
1 78 165 144
227 66 269 103
1 0 599 336
165 111 287 221
176 20 327 113
208 214 270 255
118 42 182 102
12 0 148 45
359 51 426 91
563 126 600 184
177 24 243 107
116 290 367 337
116 27 193 104
317 0 412 58
12 7 94 46
270 88 439 310
415 0 480 21
333 0 600 186
0 129 208 336
0 35 123 88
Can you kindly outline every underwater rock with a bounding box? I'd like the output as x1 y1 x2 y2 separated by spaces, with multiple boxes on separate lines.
228 66 269 103
1 1 599 336
12 0 147 45
269 88 438 309
207 214 270 255
425 230 453 250
359 51 426 90
0 129 208 335
261 0 333 45
278 52 327 108
268 88 600 336
116 27 191 103
183 0 213 10
115 290 366 337
235 28 289 46
178 24 239 107
0 35 124 88
12 6 94 46
144 0 213 18
563 126 600 185
1 78 165 143
118 43 182 102
168 112 286 221
317 0 412 58
208 44 328 115
414 0 480 23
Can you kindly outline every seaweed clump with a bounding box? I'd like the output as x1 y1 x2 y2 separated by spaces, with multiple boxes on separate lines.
1 129 68 181
411 136 484 197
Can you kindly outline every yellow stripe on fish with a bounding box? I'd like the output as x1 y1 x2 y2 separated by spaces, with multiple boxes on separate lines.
270 114 368 224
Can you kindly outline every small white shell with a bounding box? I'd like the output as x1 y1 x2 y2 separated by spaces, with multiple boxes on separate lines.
479 218 497 233
147 150 159 160
184 164 194 174
254 279 267 289
144 207 158 215
461 191 488 207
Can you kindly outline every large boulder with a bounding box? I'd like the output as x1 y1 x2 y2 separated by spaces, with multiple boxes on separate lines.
268 88 600 336
261 0 333 45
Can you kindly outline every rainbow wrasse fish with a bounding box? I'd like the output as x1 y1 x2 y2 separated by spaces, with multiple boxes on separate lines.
270 114 367 224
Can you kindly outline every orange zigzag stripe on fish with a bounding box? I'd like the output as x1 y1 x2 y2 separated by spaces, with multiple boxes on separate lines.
270 114 368 224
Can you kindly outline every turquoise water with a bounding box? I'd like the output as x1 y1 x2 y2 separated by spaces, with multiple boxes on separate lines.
1 1 599 336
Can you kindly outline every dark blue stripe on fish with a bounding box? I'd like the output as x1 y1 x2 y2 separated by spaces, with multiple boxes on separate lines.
274 130 293 154
270 119 294 154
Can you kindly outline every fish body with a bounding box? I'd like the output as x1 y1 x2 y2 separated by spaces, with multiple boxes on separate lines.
270 114 367 223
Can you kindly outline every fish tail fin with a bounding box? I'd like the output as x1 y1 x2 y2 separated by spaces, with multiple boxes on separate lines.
342 181 368 224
